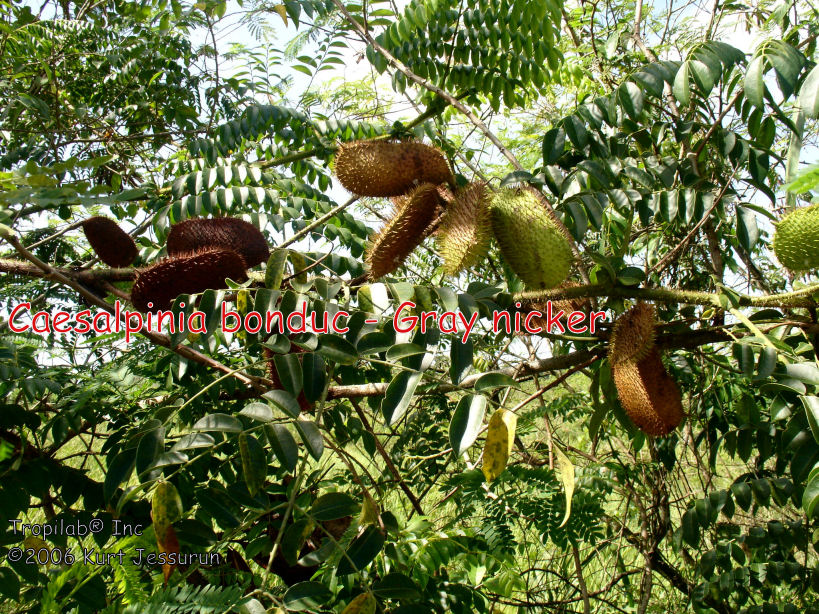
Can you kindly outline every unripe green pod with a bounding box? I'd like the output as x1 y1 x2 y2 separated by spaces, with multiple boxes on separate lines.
773 203 819 272
490 188 572 289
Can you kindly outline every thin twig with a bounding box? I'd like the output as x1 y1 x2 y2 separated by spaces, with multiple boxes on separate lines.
0 230 266 391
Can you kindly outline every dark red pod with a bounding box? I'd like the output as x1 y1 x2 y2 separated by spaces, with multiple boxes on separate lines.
131 248 247 312
81 216 138 267
166 217 270 268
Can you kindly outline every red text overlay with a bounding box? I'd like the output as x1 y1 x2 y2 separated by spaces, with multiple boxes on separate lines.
6 300 606 342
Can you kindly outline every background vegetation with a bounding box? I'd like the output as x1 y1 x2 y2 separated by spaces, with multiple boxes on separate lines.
2 0 819 612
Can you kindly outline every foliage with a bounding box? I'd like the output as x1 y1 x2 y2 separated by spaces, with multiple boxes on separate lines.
1 0 819 612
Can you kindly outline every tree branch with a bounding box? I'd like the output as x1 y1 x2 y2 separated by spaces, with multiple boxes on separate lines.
572 545 592 614
517 282 818 309
0 258 136 282
0 230 268 392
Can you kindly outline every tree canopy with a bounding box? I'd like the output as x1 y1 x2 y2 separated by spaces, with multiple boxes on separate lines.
2 0 819 612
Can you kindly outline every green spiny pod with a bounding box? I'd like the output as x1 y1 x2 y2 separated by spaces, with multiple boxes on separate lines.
436 181 492 275
772 203 819 272
490 188 572 289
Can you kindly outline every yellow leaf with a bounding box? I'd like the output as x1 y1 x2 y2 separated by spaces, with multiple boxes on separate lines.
300 518 316 541
342 593 376 614
481 408 517 482
152 480 183 542
236 289 249 314
554 445 575 528
358 491 379 527
272 4 288 26
23 535 49 551
236 289 249 340
290 251 308 284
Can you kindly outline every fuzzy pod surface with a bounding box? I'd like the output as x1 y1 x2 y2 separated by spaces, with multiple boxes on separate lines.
131 248 247 312
608 302 656 366
366 183 441 279
490 188 572 289
612 347 683 437
519 282 590 333
81 216 138 267
334 140 453 197
534 281 591 316
436 181 492 275
773 203 819 272
166 217 270 267
551 281 591 314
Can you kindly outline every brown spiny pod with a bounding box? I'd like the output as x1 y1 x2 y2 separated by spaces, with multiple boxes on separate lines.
436 181 492 275
436 184 456 205
334 140 453 197
550 281 591 315
612 347 684 437
166 217 270 267
131 248 247 312
366 183 442 279
516 282 590 334
608 302 656 366
81 216 138 267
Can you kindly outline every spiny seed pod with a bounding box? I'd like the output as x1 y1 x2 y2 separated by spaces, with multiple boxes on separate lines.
548 281 591 315
519 282 590 332
436 184 455 205
436 181 492 275
131 248 247 312
166 217 269 267
608 303 656 366
612 347 683 437
772 203 819 272
81 216 138 267
366 183 441 279
490 188 572 289
334 140 453 197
